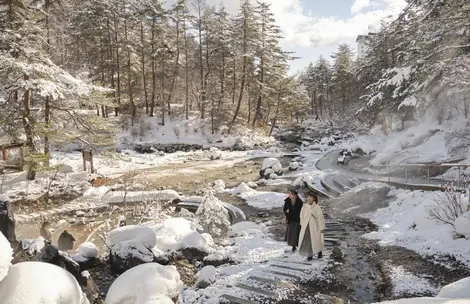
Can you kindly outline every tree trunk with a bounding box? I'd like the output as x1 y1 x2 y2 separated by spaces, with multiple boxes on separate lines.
114 15 121 117
166 6 181 115
231 58 236 104
183 14 189 120
106 18 116 116
23 75 36 181
141 21 149 115
124 20 135 125
228 17 247 134
44 96 50 159
197 5 205 119
150 15 156 117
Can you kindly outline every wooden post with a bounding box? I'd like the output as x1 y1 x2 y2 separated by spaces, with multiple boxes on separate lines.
458 166 461 188
2 149 6 161
427 168 430 185
82 149 93 173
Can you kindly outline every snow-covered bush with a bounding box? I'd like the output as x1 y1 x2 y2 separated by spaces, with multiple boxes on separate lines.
196 190 230 237
0 233 12 282
426 187 470 233
105 263 182 304
0 262 88 304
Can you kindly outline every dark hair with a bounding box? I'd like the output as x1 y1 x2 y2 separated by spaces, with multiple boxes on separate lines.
289 190 298 196
307 192 318 202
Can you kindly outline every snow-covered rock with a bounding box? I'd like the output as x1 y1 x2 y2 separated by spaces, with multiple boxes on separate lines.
0 233 12 282
78 242 99 258
0 262 88 304
256 179 267 186
105 263 182 304
247 181 258 189
260 158 282 178
208 147 222 160
454 213 470 239
196 265 216 289
229 182 254 195
212 179 226 193
106 225 157 248
288 161 300 171
22 237 47 255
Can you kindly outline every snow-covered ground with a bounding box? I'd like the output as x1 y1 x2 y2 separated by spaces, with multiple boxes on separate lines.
359 186 470 267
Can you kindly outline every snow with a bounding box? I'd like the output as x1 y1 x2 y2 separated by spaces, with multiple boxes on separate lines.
454 212 470 238
196 265 216 286
0 233 12 282
106 225 157 248
374 298 470 303
387 263 438 296
105 263 183 304
77 242 99 258
362 188 470 266
437 276 470 299
399 95 418 109
229 182 254 195
0 262 88 304
261 157 282 172
230 221 266 237
21 237 47 255
237 190 286 210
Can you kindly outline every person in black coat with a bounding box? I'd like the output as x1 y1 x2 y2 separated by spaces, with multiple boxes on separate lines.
283 190 303 252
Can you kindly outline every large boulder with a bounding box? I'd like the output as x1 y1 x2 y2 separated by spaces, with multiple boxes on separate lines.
0 233 12 282
0 261 89 304
0 195 16 243
105 263 182 304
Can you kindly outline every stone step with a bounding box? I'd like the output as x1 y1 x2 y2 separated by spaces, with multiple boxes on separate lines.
247 276 297 290
236 283 278 298
270 264 311 273
324 237 340 243
265 270 302 280
220 294 257 304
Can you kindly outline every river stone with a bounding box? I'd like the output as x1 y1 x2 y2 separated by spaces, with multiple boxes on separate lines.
181 247 208 262
109 242 169 275
0 195 16 243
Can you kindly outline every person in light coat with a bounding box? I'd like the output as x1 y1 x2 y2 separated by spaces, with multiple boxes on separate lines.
298 192 325 260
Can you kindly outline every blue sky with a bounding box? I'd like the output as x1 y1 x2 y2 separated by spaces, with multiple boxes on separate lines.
206 0 407 73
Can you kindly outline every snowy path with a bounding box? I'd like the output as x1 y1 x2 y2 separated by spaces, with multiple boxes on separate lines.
187 210 346 304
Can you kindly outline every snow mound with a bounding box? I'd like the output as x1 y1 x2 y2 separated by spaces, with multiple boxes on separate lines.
454 213 470 239
22 237 47 255
0 233 12 282
437 276 470 299
106 225 156 248
0 262 88 304
181 231 210 250
208 147 222 160
229 182 254 195
77 242 99 258
230 221 266 236
289 161 300 171
105 263 182 304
